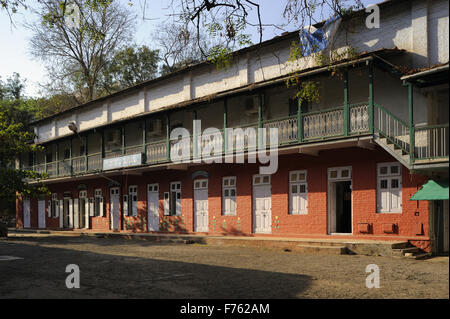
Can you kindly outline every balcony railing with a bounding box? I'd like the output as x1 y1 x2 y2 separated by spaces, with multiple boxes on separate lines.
415 124 449 160
23 100 447 180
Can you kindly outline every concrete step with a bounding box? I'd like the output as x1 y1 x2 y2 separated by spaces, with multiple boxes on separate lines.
293 244 347 255
392 246 420 257
405 252 430 260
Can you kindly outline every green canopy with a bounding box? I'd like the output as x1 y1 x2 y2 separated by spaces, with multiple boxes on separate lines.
410 180 449 201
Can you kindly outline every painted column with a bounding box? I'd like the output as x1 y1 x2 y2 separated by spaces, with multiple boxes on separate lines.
69 138 73 176
84 135 88 172
408 83 415 164
142 120 147 163
224 99 228 154
368 62 374 134
258 93 263 148
344 69 349 136
166 114 171 161
193 110 198 159
297 98 303 143
56 143 59 176
121 126 125 156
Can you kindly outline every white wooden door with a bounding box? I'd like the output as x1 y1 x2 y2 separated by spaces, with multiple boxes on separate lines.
194 179 208 232
73 199 79 229
23 199 30 228
110 187 120 230
253 175 271 234
38 200 46 229
147 184 159 232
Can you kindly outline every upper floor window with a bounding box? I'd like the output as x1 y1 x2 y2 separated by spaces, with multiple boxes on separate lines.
377 163 402 213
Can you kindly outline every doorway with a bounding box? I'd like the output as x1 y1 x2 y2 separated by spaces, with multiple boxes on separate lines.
79 190 89 229
63 197 72 229
38 200 46 229
194 179 209 233
110 187 120 231
433 200 449 255
328 167 352 234
23 199 30 228
147 184 159 232
253 175 272 234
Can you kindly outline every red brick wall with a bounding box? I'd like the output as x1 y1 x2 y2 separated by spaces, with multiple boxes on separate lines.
16 146 431 249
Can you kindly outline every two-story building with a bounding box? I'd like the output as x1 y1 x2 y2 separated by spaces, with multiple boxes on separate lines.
17 0 448 254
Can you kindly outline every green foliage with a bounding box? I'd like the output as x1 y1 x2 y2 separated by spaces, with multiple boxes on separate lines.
0 74 48 206
208 46 233 71
101 45 160 94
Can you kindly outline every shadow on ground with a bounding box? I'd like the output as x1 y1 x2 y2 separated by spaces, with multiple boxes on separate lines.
0 235 312 299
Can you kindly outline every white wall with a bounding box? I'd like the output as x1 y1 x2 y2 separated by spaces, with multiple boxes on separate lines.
34 0 448 144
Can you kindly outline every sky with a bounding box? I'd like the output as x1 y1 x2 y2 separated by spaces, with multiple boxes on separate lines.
0 0 379 98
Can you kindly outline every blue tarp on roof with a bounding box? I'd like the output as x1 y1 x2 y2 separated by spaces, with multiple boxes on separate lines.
299 16 340 56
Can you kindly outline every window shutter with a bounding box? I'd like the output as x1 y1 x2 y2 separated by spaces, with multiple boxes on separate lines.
99 197 104 217
89 198 94 217
176 191 181 216
73 199 79 229
59 200 63 228
85 199 90 228
123 195 129 216
68 199 74 228
48 200 52 218
164 192 170 216
132 196 138 217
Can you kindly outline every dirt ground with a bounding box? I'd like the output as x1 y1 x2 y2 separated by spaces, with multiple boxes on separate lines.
0 233 448 299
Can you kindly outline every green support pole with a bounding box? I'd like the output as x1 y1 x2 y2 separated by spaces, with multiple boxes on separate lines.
344 70 349 136
193 110 198 159
142 120 147 163
84 135 88 173
121 126 125 156
69 138 73 176
44 146 47 174
258 93 263 148
166 114 171 161
224 99 228 154
297 98 303 143
408 83 415 164
101 130 105 160
56 144 59 176
368 62 374 134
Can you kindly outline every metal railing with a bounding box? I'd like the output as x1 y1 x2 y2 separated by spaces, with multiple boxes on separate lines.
374 103 410 154
22 99 448 180
72 156 86 174
263 116 298 145
350 103 369 134
303 107 344 140
415 124 449 160
146 140 167 163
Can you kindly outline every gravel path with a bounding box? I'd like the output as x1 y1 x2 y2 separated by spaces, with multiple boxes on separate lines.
0 234 448 299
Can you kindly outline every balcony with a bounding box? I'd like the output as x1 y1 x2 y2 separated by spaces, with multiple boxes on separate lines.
22 99 448 180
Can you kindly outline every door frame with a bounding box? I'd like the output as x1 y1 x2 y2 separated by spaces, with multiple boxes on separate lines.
147 183 160 232
194 179 209 233
327 166 353 235
23 199 31 228
252 174 272 234
38 199 46 229
110 187 120 231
